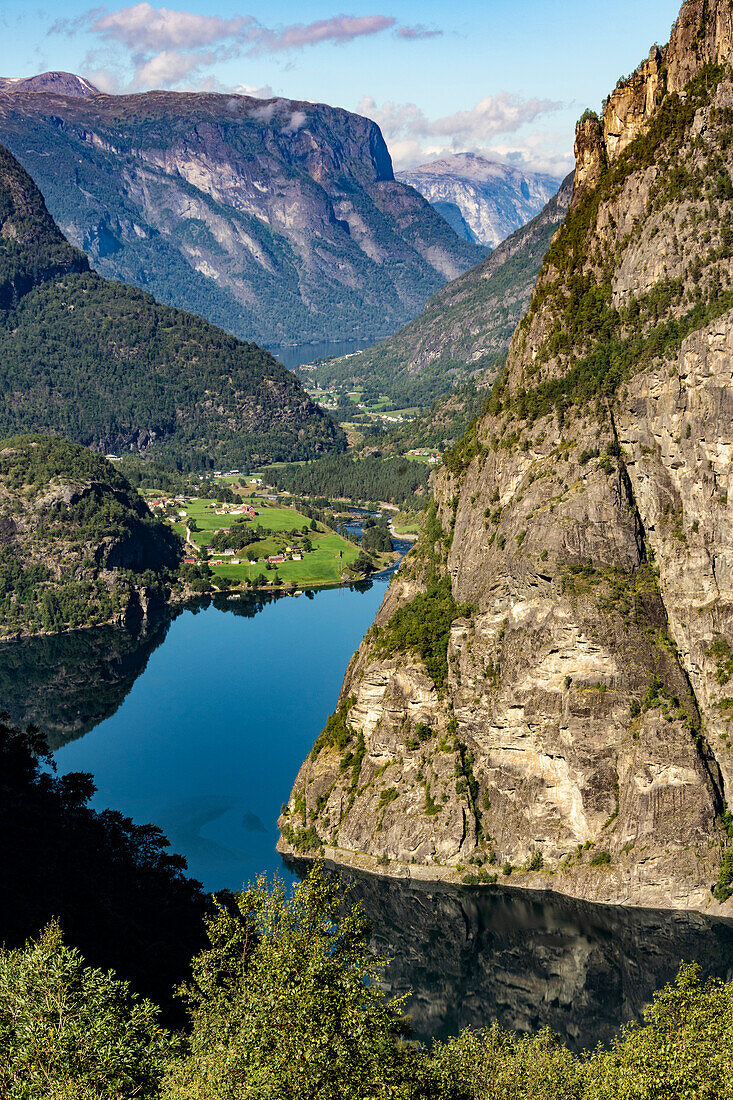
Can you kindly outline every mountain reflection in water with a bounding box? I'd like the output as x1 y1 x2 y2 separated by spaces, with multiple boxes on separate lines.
0 587 360 750
289 862 733 1052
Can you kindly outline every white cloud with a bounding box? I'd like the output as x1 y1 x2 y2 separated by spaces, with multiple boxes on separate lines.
395 24 441 40
357 93 570 175
249 14 396 55
359 92 563 146
133 48 216 88
86 3 252 51
49 5 433 92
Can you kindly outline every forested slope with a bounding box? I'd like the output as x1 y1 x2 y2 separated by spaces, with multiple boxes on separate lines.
0 143 343 467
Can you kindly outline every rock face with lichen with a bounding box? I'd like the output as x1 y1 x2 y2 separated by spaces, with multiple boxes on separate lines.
279 0 733 914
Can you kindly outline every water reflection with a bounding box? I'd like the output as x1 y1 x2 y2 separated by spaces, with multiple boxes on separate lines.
0 584 380 752
287 861 733 1052
0 618 172 749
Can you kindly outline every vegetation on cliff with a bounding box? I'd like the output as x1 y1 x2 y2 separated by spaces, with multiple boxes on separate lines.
0 435 182 636
500 62 732 424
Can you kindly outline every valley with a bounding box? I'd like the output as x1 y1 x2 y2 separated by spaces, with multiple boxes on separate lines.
5 0 733 1094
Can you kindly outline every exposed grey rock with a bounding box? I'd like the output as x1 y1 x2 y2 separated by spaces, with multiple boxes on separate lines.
0 84 484 346
398 154 561 248
280 0 733 916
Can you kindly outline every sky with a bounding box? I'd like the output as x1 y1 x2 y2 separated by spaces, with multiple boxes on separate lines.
0 0 683 176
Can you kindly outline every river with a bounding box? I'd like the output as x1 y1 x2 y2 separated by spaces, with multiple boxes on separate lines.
4 574 733 1050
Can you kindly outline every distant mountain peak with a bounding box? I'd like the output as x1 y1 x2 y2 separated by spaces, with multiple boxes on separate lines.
397 153 562 248
0 72 99 98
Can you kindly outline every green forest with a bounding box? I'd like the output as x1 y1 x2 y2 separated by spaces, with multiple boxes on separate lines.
259 453 430 508
0 140 343 470
0 435 182 635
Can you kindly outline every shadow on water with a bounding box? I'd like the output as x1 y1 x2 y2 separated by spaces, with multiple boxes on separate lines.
285 858 733 1053
0 617 173 750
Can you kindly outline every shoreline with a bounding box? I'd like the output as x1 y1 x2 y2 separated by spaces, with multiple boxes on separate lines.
276 840 733 919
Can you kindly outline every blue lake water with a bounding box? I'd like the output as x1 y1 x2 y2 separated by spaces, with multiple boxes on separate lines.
265 338 371 371
55 581 387 893
4 567 733 1049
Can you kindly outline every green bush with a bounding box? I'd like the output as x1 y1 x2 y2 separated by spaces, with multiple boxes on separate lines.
163 867 417 1100
0 922 176 1100
375 578 470 689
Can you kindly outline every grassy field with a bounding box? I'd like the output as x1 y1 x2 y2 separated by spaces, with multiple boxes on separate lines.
169 497 371 588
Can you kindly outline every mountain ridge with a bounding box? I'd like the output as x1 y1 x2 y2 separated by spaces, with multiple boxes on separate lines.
397 153 561 248
0 82 484 345
0 140 342 466
307 172 573 408
279 0 733 915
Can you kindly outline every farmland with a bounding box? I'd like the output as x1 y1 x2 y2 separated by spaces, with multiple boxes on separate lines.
153 495 392 590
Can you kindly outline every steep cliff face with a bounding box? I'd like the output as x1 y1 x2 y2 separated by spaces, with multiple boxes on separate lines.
0 85 483 346
397 154 560 248
279 0 733 914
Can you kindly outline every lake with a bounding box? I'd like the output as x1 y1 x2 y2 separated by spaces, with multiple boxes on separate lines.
4 575 733 1050
50 582 388 891
265 337 372 371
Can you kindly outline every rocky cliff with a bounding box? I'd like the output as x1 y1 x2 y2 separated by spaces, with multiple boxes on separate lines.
307 173 573 409
279 0 733 914
0 83 484 346
0 435 182 637
397 154 560 248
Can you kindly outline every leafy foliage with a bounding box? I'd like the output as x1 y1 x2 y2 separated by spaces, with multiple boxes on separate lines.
0 721 206 1015
375 578 470 689
163 867 415 1099
0 143 88 311
0 922 176 1100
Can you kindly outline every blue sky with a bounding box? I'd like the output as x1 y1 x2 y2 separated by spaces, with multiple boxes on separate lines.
1 0 682 174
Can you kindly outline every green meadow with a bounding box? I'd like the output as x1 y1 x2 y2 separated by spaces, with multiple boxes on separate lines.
170 497 371 587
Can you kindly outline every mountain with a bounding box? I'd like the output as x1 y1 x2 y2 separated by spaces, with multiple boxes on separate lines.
280 0 733 914
0 435 182 637
308 173 572 408
0 82 485 347
0 71 98 97
0 141 341 466
397 154 561 248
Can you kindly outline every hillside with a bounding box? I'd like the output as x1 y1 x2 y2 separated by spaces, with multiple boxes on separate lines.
308 173 572 407
0 81 484 346
397 153 560 247
0 142 342 466
280 0 733 915
0 435 182 637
